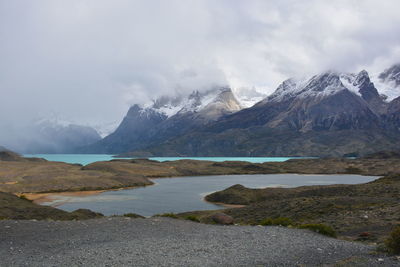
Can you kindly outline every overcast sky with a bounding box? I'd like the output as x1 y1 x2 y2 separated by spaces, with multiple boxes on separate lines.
1 0 400 129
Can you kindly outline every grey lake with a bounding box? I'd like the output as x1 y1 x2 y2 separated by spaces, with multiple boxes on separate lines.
42 174 378 217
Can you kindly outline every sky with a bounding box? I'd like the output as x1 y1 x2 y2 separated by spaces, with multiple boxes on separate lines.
1 0 400 133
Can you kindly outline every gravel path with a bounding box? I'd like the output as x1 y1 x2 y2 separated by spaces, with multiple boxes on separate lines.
0 217 397 266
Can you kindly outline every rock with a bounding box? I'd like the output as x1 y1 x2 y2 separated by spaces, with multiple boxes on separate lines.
211 213 234 225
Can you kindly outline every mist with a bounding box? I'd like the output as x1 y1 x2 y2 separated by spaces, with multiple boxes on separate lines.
1 0 400 151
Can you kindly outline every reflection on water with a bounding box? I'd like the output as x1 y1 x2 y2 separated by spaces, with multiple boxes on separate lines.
44 174 378 217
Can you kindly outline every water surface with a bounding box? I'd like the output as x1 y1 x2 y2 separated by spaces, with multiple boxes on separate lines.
24 154 309 165
43 174 377 217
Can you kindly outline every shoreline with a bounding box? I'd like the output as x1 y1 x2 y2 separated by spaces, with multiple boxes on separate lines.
20 173 377 208
21 185 146 206
21 190 107 205
22 181 246 211
204 199 246 208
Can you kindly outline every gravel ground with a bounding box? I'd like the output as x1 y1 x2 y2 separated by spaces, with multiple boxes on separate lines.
0 217 398 266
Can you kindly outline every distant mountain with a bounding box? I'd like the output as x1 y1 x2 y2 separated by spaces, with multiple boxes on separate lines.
118 67 400 157
33 120 101 153
4 119 101 154
81 87 242 154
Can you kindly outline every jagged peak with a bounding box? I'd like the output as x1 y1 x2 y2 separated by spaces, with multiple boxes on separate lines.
263 70 375 104
127 86 242 119
201 87 242 113
179 86 238 114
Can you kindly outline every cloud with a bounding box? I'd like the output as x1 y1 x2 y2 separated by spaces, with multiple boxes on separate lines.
0 0 400 133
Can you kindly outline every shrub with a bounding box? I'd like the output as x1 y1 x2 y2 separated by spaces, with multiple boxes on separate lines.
260 217 293 227
185 215 200 222
123 213 143 218
345 166 362 174
385 225 400 254
158 213 178 219
298 224 336 237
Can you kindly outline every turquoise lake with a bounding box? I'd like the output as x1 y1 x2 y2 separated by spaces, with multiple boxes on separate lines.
42 174 377 217
23 154 308 165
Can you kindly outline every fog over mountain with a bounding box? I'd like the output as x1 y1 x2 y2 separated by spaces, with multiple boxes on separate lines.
1 0 400 152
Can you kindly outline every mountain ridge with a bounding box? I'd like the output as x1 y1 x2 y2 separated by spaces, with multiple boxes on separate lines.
84 64 400 157
81 87 242 154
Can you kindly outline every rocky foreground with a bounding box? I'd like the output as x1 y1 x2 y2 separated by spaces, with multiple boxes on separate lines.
178 174 400 244
1 151 400 264
1 217 398 267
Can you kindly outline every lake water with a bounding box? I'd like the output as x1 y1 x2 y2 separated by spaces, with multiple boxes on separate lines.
23 154 310 165
42 174 378 217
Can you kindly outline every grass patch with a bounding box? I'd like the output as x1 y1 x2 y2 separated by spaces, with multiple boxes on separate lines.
185 215 200 222
385 225 400 254
158 213 178 219
260 217 293 227
298 224 337 237
345 166 362 174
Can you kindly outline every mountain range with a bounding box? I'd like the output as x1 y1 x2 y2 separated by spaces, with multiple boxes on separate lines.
83 64 400 157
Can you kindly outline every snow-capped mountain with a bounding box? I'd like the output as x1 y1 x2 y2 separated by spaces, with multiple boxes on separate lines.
265 70 376 102
120 67 400 157
139 87 242 119
81 87 242 153
81 64 400 157
262 71 382 132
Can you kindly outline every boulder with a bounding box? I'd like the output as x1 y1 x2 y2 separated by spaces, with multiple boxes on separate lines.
211 213 234 225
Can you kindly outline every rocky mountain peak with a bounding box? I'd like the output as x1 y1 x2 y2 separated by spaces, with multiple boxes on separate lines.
197 87 242 121
177 87 241 115
307 71 346 93
266 71 364 104
126 104 142 117
353 70 370 86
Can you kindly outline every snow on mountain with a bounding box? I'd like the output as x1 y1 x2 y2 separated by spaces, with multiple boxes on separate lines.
136 86 242 119
264 71 372 103
91 121 120 138
178 87 242 115
232 87 267 108
370 64 400 102
265 77 310 102
195 87 242 120
259 64 400 105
